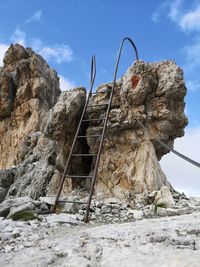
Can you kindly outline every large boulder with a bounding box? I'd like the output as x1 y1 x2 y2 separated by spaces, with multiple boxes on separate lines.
86 60 187 202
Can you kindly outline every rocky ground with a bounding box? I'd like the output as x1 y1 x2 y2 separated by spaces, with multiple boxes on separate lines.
0 194 200 267
0 211 200 267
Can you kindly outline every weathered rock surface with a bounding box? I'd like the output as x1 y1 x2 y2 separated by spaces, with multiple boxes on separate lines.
0 44 188 206
86 60 187 202
0 44 60 169
0 44 87 201
0 212 200 267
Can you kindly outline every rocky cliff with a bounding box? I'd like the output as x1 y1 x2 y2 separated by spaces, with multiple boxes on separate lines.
0 44 188 205
86 60 187 202
0 44 86 200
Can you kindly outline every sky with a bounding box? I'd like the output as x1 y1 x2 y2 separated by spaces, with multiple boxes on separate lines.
0 0 199 196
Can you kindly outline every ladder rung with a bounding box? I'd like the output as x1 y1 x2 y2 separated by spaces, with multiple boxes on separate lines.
91 90 112 95
65 175 93 179
77 135 102 138
87 103 109 107
71 154 98 156
82 118 105 122
58 200 87 204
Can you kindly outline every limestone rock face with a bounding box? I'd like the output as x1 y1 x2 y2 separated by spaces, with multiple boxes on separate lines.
0 45 187 205
0 44 60 169
86 60 187 202
0 44 86 201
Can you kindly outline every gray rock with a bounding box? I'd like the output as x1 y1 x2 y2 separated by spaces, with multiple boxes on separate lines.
127 209 144 220
45 213 80 225
0 187 8 203
154 186 175 208
61 202 79 214
0 197 35 217
104 198 122 204
39 202 49 213
101 205 112 214
39 196 55 205
0 170 14 203
7 202 36 220
61 256 91 267
156 207 191 217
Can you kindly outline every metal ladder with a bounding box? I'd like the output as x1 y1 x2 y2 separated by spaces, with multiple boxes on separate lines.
52 37 139 222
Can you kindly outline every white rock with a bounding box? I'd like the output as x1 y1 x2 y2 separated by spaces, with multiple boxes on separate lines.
4 245 13 253
61 256 91 267
45 213 79 225
127 209 143 220
104 198 122 204
154 186 175 208
156 207 191 217
39 196 55 205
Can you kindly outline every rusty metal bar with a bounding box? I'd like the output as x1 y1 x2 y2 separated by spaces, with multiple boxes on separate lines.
82 118 105 122
71 154 98 156
58 200 87 204
77 135 102 138
64 175 93 178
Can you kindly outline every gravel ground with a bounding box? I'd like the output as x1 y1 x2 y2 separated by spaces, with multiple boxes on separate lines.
0 212 200 267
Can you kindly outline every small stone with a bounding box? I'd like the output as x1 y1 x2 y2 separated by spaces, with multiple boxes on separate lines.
76 214 85 221
78 209 84 215
4 245 13 253
39 196 55 205
61 202 79 214
40 202 49 211
112 208 119 214
101 205 112 214
104 198 122 204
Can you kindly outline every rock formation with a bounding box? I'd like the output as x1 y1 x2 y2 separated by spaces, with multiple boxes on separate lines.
0 44 86 200
87 61 187 202
0 44 188 205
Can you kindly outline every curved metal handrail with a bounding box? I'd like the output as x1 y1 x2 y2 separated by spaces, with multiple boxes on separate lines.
112 37 138 87
90 55 96 95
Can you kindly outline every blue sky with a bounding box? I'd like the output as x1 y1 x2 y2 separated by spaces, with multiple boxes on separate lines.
0 0 199 195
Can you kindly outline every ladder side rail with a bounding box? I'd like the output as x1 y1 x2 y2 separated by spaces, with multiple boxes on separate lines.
51 56 96 213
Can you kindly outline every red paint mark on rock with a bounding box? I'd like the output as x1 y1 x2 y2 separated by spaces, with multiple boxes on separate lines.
131 75 139 90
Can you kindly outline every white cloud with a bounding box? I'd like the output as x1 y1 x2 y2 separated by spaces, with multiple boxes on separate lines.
151 0 183 23
30 38 73 63
184 38 200 66
9 29 74 65
26 10 42 23
186 79 200 91
11 28 26 46
152 0 200 33
151 1 169 23
59 75 76 91
179 5 200 31
0 43 9 66
168 0 183 22
160 126 200 196
30 37 43 51
39 44 73 63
